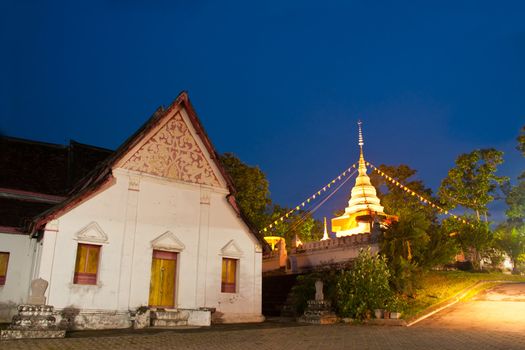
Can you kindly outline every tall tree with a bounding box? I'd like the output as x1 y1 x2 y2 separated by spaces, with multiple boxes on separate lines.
438 149 507 222
495 223 525 272
517 125 525 158
220 153 271 229
221 153 322 243
265 204 322 245
371 164 456 267
505 124 525 223
443 216 493 270
370 164 436 221
505 181 525 224
497 125 525 272
438 149 507 269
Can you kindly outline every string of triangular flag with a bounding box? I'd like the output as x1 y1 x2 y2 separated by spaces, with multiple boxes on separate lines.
260 162 359 234
366 161 474 227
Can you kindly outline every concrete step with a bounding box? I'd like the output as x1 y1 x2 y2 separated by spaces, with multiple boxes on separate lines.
151 319 188 327
150 309 190 327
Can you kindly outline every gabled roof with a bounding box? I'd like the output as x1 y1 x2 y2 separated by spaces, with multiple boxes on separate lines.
29 92 264 245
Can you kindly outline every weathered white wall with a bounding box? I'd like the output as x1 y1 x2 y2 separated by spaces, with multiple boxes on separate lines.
37 174 129 316
36 170 263 327
0 233 35 322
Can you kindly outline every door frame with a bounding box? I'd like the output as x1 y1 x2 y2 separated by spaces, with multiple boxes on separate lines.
148 249 179 308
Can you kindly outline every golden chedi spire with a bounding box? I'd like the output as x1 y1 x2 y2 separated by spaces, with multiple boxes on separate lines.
331 121 386 237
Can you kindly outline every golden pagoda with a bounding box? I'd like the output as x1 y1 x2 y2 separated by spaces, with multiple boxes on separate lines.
331 121 393 237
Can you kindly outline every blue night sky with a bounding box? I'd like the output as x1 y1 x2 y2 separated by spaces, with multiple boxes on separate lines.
1 1 524 223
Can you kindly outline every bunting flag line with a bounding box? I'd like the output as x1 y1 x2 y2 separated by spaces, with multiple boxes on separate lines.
366 161 474 227
260 163 358 234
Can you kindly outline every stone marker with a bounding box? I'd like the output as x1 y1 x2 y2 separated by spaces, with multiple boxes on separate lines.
27 278 48 305
298 279 337 325
315 280 324 301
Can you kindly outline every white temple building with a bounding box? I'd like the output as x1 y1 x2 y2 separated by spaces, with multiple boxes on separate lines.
0 92 265 328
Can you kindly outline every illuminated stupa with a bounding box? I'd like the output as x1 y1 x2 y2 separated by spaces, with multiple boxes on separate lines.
331 121 393 237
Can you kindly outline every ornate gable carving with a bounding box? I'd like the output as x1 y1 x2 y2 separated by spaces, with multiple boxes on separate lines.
122 111 221 187
151 231 185 252
220 240 243 258
74 222 108 244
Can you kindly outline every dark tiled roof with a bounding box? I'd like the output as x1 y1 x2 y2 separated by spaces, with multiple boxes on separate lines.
0 197 55 229
0 137 112 231
0 137 112 196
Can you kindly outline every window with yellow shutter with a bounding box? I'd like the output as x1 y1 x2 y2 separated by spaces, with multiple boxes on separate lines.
73 244 101 285
221 258 237 293
0 252 9 285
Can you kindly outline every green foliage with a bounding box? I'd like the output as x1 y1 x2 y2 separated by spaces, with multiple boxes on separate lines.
289 267 340 315
370 164 437 221
438 148 507 221
484 248 505 270
381 211 430 263
265 205 322 245
380 210 456 294
387 294 407 313
336 249 393 320
495 223 525 272
420 224 460 268
443 216 494 270
517 125 525 158
370 164 457 270
221 153 322 242
220 153 270 229
504 178 525 223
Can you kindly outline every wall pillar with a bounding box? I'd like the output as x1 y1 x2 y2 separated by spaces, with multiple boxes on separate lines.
195 189 210 307
37 220 59 305
116 175 140 311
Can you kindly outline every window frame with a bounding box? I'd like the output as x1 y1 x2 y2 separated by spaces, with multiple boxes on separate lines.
0 252 9 286
73 243 101 285
221 257 238 294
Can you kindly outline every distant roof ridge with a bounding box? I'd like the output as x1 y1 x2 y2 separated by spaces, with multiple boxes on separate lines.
1 135 67 149
69 139 114 153
1 135 115 154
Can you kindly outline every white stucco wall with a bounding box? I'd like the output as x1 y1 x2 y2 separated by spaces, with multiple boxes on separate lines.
0 233 36 322
35 170 263 325
36 175 129 316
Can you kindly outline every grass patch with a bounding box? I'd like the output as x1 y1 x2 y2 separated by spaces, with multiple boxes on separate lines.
402 271 525 320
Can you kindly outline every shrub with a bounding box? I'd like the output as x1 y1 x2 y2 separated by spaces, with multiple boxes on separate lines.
289 266 341 315
336 248 393 320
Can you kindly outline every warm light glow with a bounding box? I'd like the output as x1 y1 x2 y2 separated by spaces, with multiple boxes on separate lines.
331 121 392 237
264 236 285 250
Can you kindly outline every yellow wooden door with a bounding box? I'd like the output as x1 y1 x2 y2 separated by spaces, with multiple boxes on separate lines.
148 250 177 308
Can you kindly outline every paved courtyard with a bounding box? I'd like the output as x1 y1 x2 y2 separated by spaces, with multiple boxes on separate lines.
2 283 525 350
414 282 525 334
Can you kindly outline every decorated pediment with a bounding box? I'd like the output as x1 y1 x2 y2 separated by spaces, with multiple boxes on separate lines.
220 240 243 258
151 231 185 252
75 222 108 244
121 111 222 187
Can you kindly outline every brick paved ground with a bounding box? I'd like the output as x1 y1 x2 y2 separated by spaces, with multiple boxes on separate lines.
2 322 525 350
2 283 525 350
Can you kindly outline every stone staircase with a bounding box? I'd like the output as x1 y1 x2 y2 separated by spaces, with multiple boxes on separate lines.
148 308 211 327
150 309 190 327
262 274 300 316
280 292 297 317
